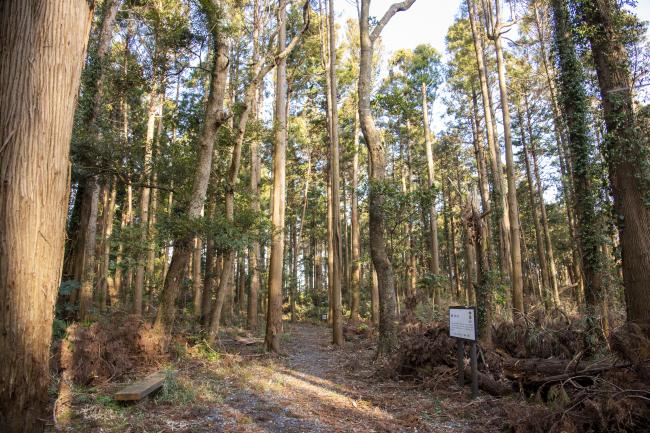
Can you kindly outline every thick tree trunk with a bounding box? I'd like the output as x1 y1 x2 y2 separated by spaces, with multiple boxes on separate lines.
580 0 650 324
371 266 380 326
0 2 93 431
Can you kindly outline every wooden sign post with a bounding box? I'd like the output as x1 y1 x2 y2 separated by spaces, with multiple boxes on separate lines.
449 306 478 398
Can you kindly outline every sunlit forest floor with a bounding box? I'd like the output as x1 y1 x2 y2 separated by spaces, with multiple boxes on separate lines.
55 322 506 433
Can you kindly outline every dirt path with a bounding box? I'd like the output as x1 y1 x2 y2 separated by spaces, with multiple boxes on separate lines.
64 323 503 433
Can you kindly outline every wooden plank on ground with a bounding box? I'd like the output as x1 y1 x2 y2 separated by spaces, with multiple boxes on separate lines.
234 336 263 345
114 371 167 401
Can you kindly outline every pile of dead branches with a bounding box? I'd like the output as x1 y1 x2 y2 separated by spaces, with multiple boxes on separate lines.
387 317 650 433
57 312 167 385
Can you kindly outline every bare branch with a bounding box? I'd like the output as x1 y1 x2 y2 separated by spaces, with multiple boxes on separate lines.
370 0 416 43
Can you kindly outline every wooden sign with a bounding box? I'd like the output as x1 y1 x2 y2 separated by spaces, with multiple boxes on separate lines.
449 306 477 341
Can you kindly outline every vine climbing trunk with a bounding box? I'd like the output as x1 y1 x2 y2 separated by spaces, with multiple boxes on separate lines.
579 0 650 324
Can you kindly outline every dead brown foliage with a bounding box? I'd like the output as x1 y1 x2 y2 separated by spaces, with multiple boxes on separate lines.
58 312 167 385
387 316 650 433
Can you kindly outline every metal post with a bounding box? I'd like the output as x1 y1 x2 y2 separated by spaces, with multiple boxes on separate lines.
456 338 464 387
470 340 478 398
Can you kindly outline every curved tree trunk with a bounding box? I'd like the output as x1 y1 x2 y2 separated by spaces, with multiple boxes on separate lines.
358 0 416 354
154 21 229 334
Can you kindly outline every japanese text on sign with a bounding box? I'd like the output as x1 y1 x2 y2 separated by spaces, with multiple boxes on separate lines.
449 307 477 341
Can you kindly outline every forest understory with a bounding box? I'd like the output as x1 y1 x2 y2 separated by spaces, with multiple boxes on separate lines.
3 0 650 432
51 312 650 433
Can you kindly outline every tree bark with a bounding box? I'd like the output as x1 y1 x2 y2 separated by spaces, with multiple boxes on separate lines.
467 0 512 281
551 0 605 317
422 83 441 306
265 0 289 352
154 14 229 334
328 0 343 346
579 0 650 324
487 0 525 314
135 89 160 316
358 0 416 355
0 1 93 431
79 178 99 320
350 108 362 323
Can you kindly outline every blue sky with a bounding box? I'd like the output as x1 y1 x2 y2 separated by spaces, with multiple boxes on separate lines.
335 0 650 132
337 0 650 56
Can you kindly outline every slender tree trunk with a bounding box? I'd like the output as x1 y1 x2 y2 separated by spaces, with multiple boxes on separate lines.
467 0 512 281
532 0 582 304
265 0 289 352
469 190 493 346
328 0 343 345
113 185 131 307
193 236 203 316
154 21 229 334
520 110 551 308
551 0 605 319
422 83 441 305
470 87 494 263
99 179 117 309
79 178 99 320
201 199 216 325
248 91 262 330
0 2 93 431
489 0 525 314
135 90 159 316
350 108 362 323
524 95 560 306
290 222 298 322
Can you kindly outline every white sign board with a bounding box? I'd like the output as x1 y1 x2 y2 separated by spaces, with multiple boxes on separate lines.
449 307 477 341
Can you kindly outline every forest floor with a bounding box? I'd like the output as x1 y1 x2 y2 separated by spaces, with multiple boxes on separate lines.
58 322 508 433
